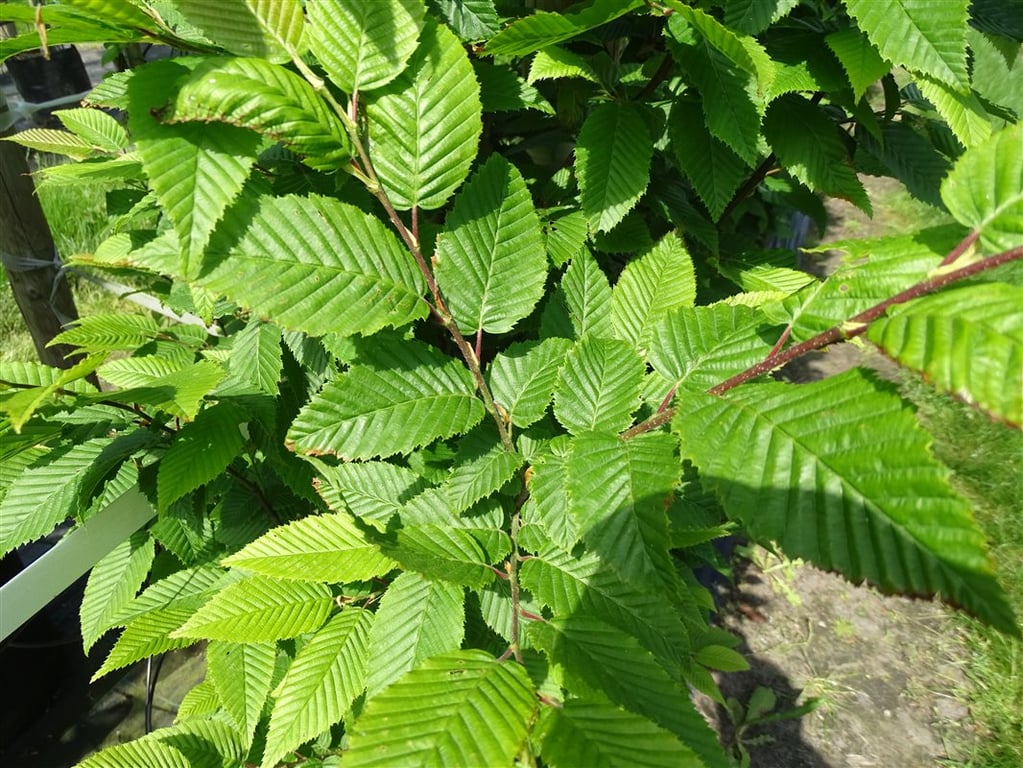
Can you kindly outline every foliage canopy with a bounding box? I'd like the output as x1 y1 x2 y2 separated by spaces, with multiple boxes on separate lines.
1 1 1021 766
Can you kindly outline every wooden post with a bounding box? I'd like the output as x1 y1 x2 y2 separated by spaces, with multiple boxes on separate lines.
0 87 82 367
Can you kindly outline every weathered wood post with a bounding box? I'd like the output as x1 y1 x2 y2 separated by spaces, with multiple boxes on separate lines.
0 86 83 367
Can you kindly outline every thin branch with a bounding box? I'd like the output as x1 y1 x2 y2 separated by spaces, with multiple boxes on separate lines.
623 244 1023 437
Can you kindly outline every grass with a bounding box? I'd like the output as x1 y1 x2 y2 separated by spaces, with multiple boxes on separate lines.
824 175 1021 766
903 376 1023 768
1 166 127 362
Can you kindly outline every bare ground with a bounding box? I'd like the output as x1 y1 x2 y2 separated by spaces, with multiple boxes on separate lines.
696 185 984 767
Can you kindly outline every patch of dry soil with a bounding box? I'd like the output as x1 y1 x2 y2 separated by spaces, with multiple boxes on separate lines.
696 186 981 767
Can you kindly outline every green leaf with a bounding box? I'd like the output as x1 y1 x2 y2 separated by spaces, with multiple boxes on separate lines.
347 650 536 768
844 0 970 89
200 194 427 337
157 403 245 511
777 226 966 341
763 95 870 214
488 338 573 428
538 698 702 768
52 314 161 353
0 438 110 556
262 609 374 768
55 107 130 152
128 60 261 278
445 433 525 511
169 57 351 172
867 283 1023 425
80 531 155 654
825 26 890 101
529 617 727 768
676 370 1018 635
434 155 548 334
484 0 645 56
208 640 276 746
723 0 799 35
314 460 426 528
287 339 484 459
561 248 615 339
143 718 247 766
666 13 763 165
366 17 482 209
307 0 425 93
225 321 283 395
915 74 993 149
97 359 225 420
554 338 645 434
428 0 500 41
365 572 465 696
520 545 689 673
610 233 696 354
523 438 578 550
649 304 774 395
111 566 230 626
856 121 951 209
392 522 495 587
576 102 653 233
75 739 191 768
668 100 749 221
172 0 302 62
3 128 96 159
941 121 1023 252
529 45 600 84
222 511 398 583
543 209 589 266
172 575 333 641
565 432 678 590
474 60 555 114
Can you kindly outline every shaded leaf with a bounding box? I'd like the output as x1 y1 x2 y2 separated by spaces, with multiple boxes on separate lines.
485 0 644 56
677 370 1018 635
488 338 573 428
347 650 536 768
80 531 155 654
157 403 246 511
262 609 373 768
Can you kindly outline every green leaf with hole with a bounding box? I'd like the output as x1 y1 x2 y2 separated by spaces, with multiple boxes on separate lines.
867 283 1023 425
199 194 427 338
262 609 373 768
366 17 482 209
307 0 425 93
288 339 484 459
435 155 547 334
576 102 652 233
347 650 536 768
677 369 1019 635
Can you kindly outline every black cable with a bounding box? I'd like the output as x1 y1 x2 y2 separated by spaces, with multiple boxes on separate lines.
144 653 167 734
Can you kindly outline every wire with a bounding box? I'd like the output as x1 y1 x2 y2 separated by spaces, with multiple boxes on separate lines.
144 653 167 734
